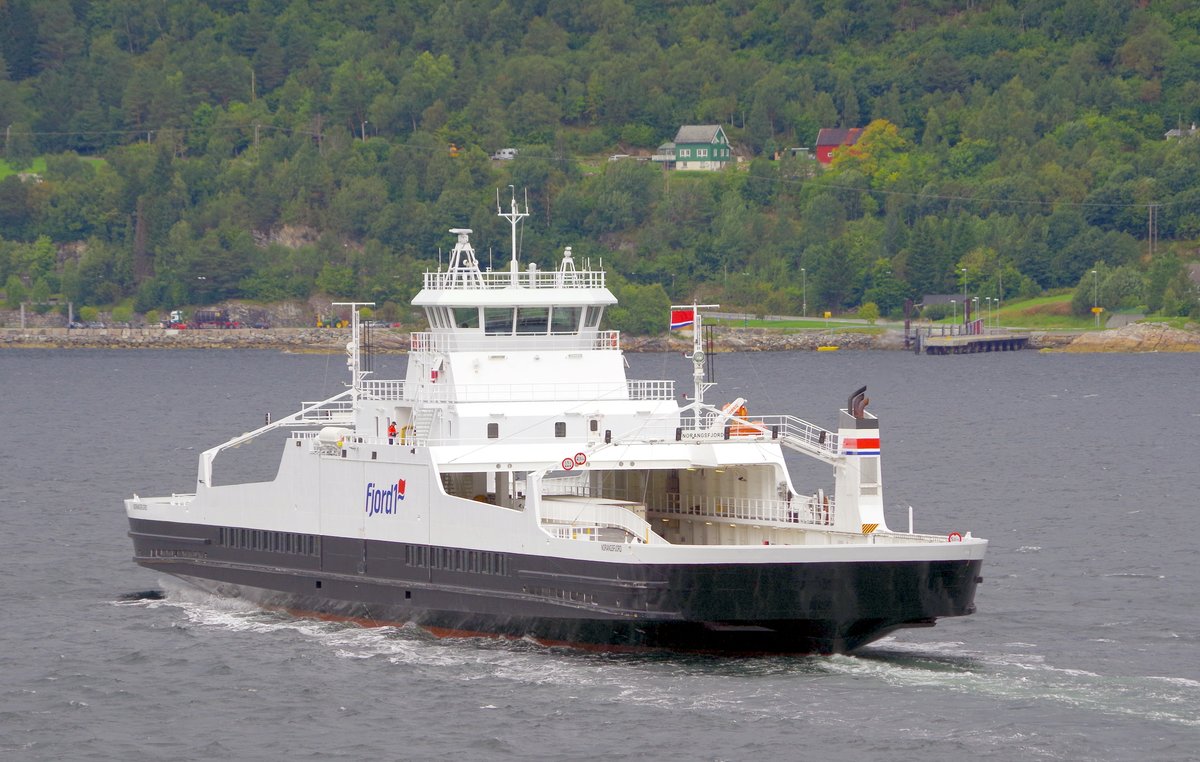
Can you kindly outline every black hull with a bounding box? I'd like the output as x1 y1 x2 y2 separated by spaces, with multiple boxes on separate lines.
129 518 982 654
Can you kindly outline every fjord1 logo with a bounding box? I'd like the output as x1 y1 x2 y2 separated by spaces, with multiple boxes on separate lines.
364 479 406 516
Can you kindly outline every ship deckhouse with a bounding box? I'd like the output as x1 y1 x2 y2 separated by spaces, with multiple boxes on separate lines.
361 193 680 463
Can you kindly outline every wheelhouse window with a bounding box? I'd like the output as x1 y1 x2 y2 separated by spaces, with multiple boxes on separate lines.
584 306 604 328
484 307 514 335
453 307 479 329
515 306 549 334
549 306 581 334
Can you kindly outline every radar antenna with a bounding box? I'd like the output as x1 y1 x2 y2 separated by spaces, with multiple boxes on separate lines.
497 186 530 286
672 302 720 415
332 301 376 399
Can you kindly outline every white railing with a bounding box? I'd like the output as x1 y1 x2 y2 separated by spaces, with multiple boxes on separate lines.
409 330 620 353
680 413 839 457
649 492 834 526
542 486 836 528
545 525 623 542
298 400 354 422
539 498 668 544
359 380 405 400
422 269 607 290
365 378 674 404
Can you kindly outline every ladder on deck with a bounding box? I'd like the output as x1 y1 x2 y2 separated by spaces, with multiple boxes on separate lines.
411 406 439 444
774 417 840 464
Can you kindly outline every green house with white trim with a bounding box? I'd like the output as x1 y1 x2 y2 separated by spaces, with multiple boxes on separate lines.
670 125 732 170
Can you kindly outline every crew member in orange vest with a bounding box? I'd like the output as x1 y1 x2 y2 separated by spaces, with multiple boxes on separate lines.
388 421 397 444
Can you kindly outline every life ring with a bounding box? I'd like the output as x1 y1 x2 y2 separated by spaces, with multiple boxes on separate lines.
948 531 963 542
574 452 587 466
561 457 574 471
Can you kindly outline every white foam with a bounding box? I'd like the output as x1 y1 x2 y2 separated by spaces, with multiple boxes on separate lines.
127 587 1200 728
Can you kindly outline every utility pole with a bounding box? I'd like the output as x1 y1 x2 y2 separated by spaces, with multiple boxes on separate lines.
1092 269 1099 328
1148 204 1158 259
801 267 807 317
960 267 967 325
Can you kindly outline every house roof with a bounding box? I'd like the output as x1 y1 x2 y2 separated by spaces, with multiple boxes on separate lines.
921 294 971 306
673 125 725 144
816 127 863 148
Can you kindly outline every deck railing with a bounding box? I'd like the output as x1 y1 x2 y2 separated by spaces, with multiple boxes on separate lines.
297 400 354 422
539 498 668 544
649 492 834 527
358 378 674 403
677 413 839 457
423 269 607 290
543 483 836 528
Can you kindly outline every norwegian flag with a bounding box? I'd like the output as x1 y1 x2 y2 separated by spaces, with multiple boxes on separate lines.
670 308 694 330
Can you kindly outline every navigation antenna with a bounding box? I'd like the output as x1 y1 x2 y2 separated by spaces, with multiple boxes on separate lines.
497 186 530 286
673 302 720 413
333 301 375 399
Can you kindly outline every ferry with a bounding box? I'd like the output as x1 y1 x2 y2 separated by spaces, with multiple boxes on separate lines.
125 192 986 654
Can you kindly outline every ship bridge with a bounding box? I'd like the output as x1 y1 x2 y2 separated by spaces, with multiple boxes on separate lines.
385 194 676 449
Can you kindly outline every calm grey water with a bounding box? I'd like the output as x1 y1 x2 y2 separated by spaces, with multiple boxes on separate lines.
2 348 1197 761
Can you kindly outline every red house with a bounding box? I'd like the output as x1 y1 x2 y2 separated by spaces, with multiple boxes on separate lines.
815 127 863 165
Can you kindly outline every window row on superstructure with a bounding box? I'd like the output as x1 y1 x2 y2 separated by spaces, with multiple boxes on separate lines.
424 305 604 335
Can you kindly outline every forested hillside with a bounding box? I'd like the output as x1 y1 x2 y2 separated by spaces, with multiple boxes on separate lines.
2 0 1199 330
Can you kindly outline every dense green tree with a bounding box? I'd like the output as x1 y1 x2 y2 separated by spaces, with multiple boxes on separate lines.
4 272 27 307
0 0 1196 328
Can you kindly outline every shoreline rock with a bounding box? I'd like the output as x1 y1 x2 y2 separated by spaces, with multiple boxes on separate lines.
1059 322 1200 353
2 323 1196 353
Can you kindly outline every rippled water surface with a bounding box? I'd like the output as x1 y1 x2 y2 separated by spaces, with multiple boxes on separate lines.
2 348 1197 761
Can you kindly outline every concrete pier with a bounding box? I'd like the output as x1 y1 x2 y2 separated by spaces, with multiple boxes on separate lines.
919 332 1030 354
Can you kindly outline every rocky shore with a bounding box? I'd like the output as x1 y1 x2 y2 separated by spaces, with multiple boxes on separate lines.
0 326 407 352
1 322 1195 353
1059 321 1200 352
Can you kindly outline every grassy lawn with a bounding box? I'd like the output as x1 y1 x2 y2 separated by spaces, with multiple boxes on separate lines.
716 291 1185 334
923 292 1093 331
709 316 878 331
995 292 1105 330
0 155 105 180
0 157 47 179
1147 316 1198 330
